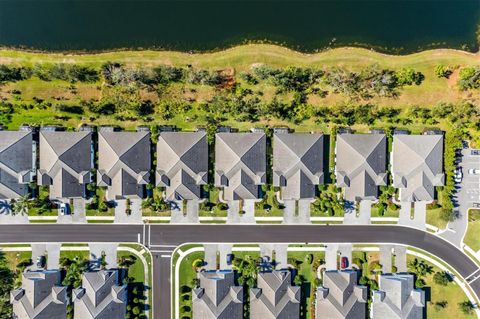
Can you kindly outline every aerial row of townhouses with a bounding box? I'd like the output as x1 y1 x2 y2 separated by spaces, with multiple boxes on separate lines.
0 125 443 205
11 268 126 319
3 125 441 319
194 269 425 319
11 266 425 319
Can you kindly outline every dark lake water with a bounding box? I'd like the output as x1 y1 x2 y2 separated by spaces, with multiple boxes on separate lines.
0 0 479 53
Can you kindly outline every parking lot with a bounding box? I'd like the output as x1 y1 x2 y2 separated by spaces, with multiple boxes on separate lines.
440 148 480 246
459 149 480 207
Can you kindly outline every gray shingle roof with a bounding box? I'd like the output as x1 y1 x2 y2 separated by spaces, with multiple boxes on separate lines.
372 274 425 319
273 133 324 200
38 132 92 199
73 270 127 319
250 270 300 319
335 134 387 201
156 132 208 200
392 135 444 202
0 131 33 199
97 131 151 200
10 270 67 319
215 133 266 200
316 270 367 319
192 270 243 319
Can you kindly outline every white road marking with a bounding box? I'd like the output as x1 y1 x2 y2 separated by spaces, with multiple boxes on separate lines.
160 255 171 258
150 244 177 248
468 274 480 284
148 224 151 247
465 268 480 281
137 233 141 243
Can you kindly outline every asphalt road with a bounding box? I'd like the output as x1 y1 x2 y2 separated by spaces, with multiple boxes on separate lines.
0 224 478 319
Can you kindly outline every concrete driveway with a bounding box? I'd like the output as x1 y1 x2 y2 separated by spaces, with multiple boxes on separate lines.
89 243 118 269
58 199 87 224
380 245 407 273
114 199 143 224
260 243 287 269
171 200 199 223
283 200 311 224
399 201 426 230
204 244 232 270
325 244 352 270
72 198 87 223
441 148 480 246
344 200 371 225
30 243 60 270
227 200 255 224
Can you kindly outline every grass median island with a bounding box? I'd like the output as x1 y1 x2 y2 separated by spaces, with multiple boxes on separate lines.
464 209 480 251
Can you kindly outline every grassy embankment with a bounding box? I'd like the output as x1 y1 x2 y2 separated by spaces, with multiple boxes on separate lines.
1 45 477 226
1 45 480 133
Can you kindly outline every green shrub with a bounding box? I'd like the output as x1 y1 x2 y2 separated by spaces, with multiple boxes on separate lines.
458 67 480 90
434 65 453 78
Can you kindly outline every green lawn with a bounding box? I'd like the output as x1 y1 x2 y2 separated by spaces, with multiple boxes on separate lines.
287 251 325 319
426 208 449 230
118 251 145 283
86 187 115 216
176 251 204 319
255 189 284 217
371 206 400 218
59 249 89 261
464 209 480 251
198 188 229 217
406 255 476 319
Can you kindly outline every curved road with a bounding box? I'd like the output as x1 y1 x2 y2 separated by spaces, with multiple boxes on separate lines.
0 224 478 319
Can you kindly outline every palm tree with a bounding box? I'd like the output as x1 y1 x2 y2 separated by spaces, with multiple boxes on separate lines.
11 195 29 216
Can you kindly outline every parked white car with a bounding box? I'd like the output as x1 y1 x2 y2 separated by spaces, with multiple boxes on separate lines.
454 168 463 183
468 168 480 175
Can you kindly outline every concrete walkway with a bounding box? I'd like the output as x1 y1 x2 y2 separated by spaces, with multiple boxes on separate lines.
0 212 29 224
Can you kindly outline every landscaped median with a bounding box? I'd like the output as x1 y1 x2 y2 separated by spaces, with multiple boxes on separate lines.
171 243 478 319
0 243 152 319
464 209 480 252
